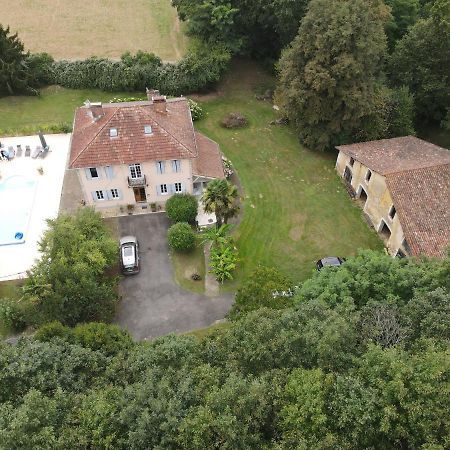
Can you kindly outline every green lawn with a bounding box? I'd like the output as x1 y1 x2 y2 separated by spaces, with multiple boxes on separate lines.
185 321 231 340
171 238 206 294
0 86 141 134
195 62 383 283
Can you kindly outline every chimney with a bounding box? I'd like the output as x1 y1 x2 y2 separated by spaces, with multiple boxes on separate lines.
146 88 160 101
84 100 104 121
153 96 167 114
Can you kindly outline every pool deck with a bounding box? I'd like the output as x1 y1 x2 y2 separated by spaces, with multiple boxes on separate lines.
0 134 71 280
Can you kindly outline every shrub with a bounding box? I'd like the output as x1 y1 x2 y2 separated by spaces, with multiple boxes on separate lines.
0 298 26 331
0 122 72 137
34 321 74 342
209 242 238 283
73 322 133 356
168 222 196 253
220 112 248 128
188 99 203 121
165 193 198 223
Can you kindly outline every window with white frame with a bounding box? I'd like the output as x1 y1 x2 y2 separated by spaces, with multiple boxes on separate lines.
144 125 152 135
365 169 372 182
89 167 99 178
174 182 182 193
95 190 105 200
160 184 168 194
110 188 119 199
349 157 355 167
109 128 118 137
172 160 181 173
129 163 142 179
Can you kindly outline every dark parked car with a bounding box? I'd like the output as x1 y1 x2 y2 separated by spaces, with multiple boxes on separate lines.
316 256 345 271
120 236 140 275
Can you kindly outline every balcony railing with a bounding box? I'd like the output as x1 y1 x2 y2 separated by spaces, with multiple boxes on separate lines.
127 175 146 187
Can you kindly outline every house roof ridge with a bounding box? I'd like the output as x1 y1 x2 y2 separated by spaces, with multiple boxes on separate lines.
138 105 197 158
70 107 121 167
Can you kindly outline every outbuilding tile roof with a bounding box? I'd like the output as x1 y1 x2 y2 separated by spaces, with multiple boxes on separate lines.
386 163 450 258
336 136 450 175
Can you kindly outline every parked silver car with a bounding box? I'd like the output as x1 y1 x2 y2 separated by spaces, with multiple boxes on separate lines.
120 236 140 275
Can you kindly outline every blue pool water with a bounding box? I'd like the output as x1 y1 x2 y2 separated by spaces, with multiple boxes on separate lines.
0 176 37 245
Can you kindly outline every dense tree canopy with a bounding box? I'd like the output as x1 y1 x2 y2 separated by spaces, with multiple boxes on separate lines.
276 0 392 151
22 207 118 326
1 250 448 448
0 25 42 95
172 0 310 57
389 0 450 123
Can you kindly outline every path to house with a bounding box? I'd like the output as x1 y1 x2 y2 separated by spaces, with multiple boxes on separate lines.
114 214 233 340
59 168 84 214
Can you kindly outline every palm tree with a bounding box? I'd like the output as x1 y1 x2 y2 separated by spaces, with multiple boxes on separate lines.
200 224 233 246
201 179 239 227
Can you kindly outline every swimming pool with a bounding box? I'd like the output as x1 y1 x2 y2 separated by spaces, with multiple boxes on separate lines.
0 175 37 245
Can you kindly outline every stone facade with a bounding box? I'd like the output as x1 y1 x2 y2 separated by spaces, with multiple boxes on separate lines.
336 151 409 256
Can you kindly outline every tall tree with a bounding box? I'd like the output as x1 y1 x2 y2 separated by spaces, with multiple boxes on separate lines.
0 25 39 95
201 179 240 227
389 0 450 123
384 0 420 50
276 0 390 151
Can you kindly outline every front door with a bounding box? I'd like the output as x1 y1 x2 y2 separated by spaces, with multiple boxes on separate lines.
133 187 147 202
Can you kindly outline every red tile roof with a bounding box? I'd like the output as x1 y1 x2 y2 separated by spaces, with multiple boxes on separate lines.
386 163 450 258
69 98 197 168
336 136 450 175
193 132 225 179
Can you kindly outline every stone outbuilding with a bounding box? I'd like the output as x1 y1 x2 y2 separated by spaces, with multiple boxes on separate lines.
336 136 450 258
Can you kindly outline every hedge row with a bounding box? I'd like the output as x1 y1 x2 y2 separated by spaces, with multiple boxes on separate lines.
44 44 231 95
0 122 72 137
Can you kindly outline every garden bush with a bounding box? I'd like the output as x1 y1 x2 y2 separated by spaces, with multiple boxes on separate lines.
165 193 198 223
188 99 203 121
0 298 26 332
167 222 196 253
220 112 248 128
0 122 72 137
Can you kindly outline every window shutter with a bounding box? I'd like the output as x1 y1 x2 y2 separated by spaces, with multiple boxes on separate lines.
161 161 166 174
172 160 177 172
85 168 92 180
97 167 103 179
181 183 185 193
117 189 122 200
169 184 175 194
105 189 112 200
91 191 97 202
156 185 161 196
105 166 115 179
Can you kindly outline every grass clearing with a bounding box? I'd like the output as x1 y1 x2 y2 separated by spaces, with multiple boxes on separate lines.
0 86 141 133
195 61 383 283
171 238 206 294
0 0 187 61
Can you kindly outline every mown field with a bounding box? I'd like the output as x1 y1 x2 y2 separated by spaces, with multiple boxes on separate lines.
0 0 187 61
194 61 384 283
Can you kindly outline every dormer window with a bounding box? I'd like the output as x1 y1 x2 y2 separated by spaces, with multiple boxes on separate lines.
109 128 118 137
365 169 372 182
349 157 355 167
144 125 152 135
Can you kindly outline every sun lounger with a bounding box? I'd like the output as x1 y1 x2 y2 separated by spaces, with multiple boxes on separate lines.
25 145 31 157
39 146 50 158
31 145 42 159
16 145 23 157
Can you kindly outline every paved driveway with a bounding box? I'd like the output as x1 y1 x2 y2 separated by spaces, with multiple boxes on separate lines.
115 214 233 340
